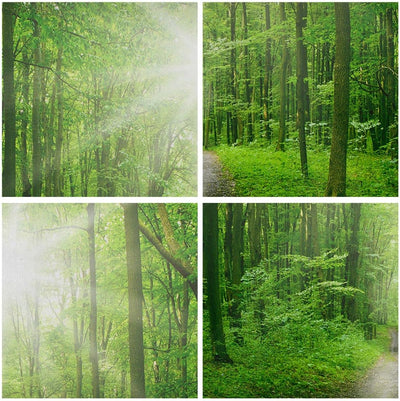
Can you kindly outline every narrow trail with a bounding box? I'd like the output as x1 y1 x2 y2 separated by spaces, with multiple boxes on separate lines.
203 150 235 197
351 329 398 398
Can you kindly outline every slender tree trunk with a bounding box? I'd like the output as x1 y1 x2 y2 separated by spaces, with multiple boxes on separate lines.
54 46 64 196
248 204 262 267
123 204 146 398
346 203 361 322
204 204 232 363
230 203 243 344
21 51 32 196
242 3 253 142
32 4 42 196
386 7 397 159
87 204 100 397
229 3 238 143
277 4 289 151
325 3 351 196
263 4 272 143
2 3 17 196
296 3 309 177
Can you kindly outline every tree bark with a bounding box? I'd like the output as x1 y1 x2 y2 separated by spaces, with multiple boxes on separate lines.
229 3 238 143
242 3 253 142
123 204 146 398
53 46 64 196
138 219 197 298
248 204 262 267
3 3 17 196
296 3 309 177
346 203 361 322
87 204 100 397
325 3 351 196
204 204 232 363
32 4 42 196
263 4 272 143
277 3 289 151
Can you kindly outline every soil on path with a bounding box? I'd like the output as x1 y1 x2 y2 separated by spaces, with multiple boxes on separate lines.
203 150 235 197
350 329 398 398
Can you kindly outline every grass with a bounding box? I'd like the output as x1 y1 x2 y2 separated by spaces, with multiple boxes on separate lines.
213 144 398 197
203 323 392 398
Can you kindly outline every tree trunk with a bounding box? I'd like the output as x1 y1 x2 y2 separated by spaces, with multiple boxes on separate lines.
386 7 397 159
21 51 32 196
248 204 262 267
123 204 146 398
87 204 100 397
277 4 289 151
53 46 64 196
296 3 309 177
32 4 42 196
2 3 17 196
263 4 272 143
204 203 232 363
242 3 253 142
230 203 243 344
325 3 351 196
346 203 361 322
229 3 238 143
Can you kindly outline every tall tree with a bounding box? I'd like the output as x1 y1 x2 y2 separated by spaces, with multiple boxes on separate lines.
325 3 351 196
204 204 232 363
263 4 272 142
87 204 100 397
242 3 253 142
296 3 309 177
31 3 43 196
229 2 238 144
123 204 146 398
346 203 361 322
3 3 17 196
276 3 289 151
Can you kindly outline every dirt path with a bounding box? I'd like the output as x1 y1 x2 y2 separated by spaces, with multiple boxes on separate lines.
351 329 398 398
203 151 235 196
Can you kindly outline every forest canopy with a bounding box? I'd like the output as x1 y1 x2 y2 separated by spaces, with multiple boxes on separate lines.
203 3 398 197
3 203 197 398
3 3 197 197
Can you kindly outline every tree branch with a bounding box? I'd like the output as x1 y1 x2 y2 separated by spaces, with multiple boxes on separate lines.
138 220 197 299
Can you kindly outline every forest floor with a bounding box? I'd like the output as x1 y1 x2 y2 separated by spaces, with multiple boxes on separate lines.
212 145 398 197
203 150 235 196
203 325 397 398
349 329 398 398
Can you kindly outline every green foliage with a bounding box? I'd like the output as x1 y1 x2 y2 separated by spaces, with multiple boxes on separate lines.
204 203 398 397
214 144 397 196
9 3 197 197
204 303 390 397
2 204 197 398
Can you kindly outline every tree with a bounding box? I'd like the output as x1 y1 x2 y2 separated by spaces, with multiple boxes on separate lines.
345 203 361 321
87 204 100 397
229 2 238 144
123 204 146 398
3 3 17 196
296 3 309 177
204 203 232 363
325 3 351 196
276 3 289 151
31 3 42 197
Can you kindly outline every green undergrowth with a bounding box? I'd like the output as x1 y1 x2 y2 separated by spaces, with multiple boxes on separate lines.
203 322 391 398
213 144 398 197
